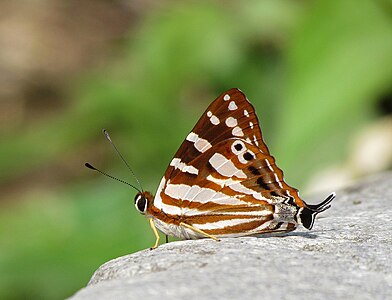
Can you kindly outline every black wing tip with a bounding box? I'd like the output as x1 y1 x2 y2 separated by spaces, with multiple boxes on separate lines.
300 192 336 230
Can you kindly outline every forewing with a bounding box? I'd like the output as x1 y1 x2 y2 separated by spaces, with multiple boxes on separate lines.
167 88 269 180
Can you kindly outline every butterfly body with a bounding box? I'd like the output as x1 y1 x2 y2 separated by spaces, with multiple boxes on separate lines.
134 88 335 247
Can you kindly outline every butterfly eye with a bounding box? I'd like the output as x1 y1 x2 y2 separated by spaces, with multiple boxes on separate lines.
134 193 147 214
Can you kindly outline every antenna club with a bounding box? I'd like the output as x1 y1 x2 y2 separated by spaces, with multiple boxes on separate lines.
85 162 96 170
102 129 112 142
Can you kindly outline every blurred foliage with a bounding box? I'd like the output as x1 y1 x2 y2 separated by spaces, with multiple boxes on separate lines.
0 0 391 299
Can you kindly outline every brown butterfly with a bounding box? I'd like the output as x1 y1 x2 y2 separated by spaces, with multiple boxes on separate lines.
87 88 335 249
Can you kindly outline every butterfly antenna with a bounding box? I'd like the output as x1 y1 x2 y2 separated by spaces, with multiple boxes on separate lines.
102 129 144 192
85 163 141 193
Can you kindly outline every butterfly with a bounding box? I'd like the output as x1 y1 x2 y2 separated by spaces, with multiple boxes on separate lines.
131 88 336 249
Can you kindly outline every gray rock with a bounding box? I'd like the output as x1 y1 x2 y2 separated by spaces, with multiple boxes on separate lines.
70 172 392 300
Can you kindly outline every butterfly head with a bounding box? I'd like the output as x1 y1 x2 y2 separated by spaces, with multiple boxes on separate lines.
134 191 153 215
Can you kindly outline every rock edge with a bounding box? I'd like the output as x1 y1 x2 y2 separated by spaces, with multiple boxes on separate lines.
70 173 392 300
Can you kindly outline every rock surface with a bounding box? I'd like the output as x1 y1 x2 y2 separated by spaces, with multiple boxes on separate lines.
70 173 392 300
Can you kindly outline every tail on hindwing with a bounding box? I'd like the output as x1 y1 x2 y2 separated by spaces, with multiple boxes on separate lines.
299 192 336 230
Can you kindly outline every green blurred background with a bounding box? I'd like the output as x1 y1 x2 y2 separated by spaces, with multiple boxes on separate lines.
1 1 391 299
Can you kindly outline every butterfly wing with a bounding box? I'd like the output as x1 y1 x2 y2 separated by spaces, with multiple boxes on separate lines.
169 88 269 176
151 88 305 237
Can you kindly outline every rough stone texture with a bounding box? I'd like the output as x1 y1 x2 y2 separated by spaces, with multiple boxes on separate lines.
70 172 392 300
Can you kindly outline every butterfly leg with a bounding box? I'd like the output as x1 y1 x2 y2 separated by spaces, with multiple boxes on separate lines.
149 218 160 250
179 222 220 242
